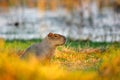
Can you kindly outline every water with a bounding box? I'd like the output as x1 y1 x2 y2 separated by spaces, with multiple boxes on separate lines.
0 7 120 42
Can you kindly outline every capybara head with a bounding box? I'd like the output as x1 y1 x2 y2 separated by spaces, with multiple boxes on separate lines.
46 32 66 46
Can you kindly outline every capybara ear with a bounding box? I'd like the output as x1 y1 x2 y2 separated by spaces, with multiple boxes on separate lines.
48 32 54 37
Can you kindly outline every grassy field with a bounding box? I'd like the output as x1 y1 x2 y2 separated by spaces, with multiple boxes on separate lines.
0 39 120 80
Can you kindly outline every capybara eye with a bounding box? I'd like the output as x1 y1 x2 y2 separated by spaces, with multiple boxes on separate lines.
54 35 58 37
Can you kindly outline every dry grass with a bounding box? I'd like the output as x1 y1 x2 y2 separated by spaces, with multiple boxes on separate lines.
0 39 120 80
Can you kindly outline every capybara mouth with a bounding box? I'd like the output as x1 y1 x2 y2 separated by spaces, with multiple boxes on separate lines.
62 36 66 45
64 37 66 44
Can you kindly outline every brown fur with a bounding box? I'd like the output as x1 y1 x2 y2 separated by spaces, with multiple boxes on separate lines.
21 33 66 61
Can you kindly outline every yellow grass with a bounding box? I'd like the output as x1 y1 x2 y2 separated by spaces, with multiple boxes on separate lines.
0 40 120 80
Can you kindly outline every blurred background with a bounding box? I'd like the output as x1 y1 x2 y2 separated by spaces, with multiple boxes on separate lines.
0 0 120 42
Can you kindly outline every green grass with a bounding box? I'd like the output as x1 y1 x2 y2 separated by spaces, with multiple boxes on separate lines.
0 39 119 80
5 39 120 49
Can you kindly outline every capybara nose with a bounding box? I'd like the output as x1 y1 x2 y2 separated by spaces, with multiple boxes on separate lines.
63 36 66 44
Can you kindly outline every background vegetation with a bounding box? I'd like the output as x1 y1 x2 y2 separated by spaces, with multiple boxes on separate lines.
0 0 120 80
0 39 120 80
